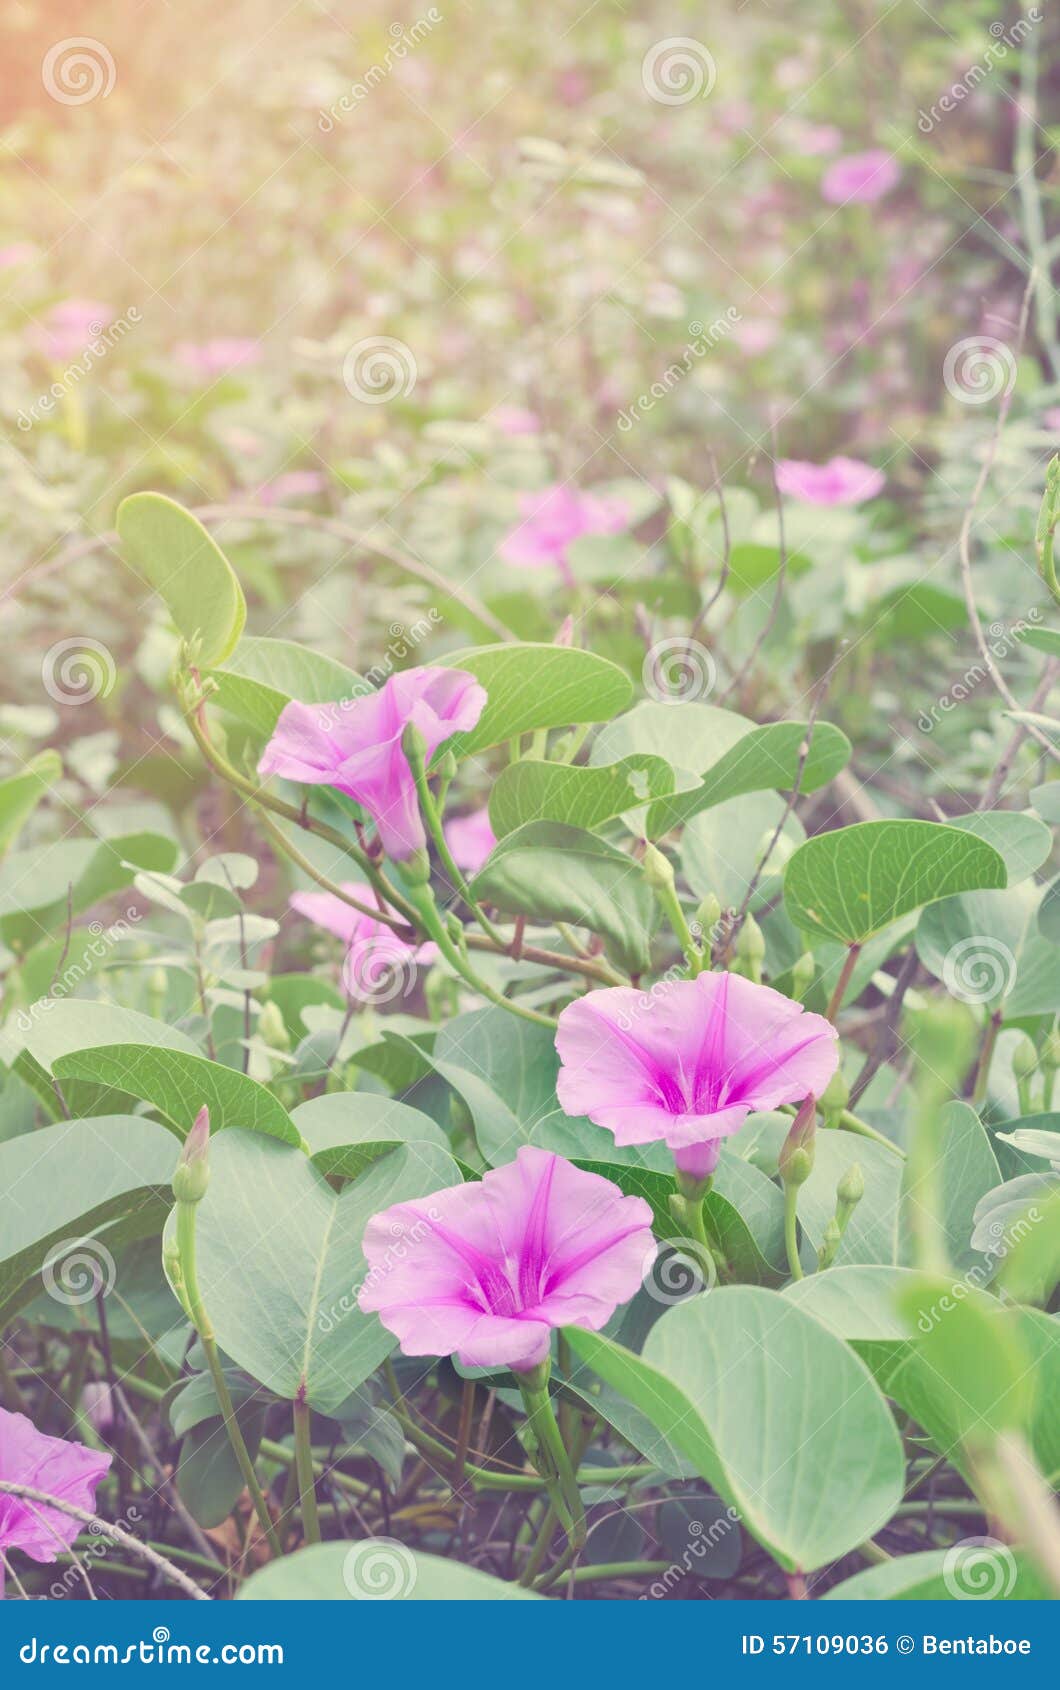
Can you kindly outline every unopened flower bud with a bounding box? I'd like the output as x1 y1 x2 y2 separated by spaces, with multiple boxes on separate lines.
820 1068 850 1121
172 1106 210 1204
735 912 765 982
434 749 457 783
695 893 722 937
258 1000 290 1052
401 720 429 774
778 1094 816 1186
642 842 676 892
790 951 816 1003
836 1161 865 1212
1043 1028 1060 1071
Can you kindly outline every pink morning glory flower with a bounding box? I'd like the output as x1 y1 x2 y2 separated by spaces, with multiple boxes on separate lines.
446 809 496 876
289 883 437 1000
775 456 885 505
821 150 900 205
0 1407 111 1565
500 485 628 586
174 337 261 378
555 972 838 1183
259 666 486 861
31 299 114 361
358 1146 656 1371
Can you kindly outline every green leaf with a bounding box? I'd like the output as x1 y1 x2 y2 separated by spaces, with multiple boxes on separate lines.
645 719 851 836
0 1115 176 1320
1023 626 1060 660
236 1542 542 1600
470 822 653 972
292 1091 449 1180
782 1265 920 1385
893 1279 1038 1455
567 1287 904 1572
117 493 246 666
178 1403 268 1529
439 644 633 759
898 1102 1000 1276
189 1130 459 1413
916 885 1060 1017
53 1045 300 1145
12 1001 199 1074
823 1548 1048 1600
743 1117 904 1266
946 810 1053 885
784 820 1007 945
488 754 676 838
0 750 61 857
209 637 367 739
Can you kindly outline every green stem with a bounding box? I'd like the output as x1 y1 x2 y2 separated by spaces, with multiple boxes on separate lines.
292 1395 321 1545
404 879 557 1029
655 878 703 975
826 943 861 1023
667 1190 718 1285
516 1373 586 1572
175 1201 283 1559
568 1559 673 1585
783 1181 804 1281
408 752 505 945
972 1012 1003 1107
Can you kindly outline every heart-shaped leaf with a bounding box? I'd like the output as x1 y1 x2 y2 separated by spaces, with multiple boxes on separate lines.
784 820 1006 945
645 719 851 836
117 493 246 666
439 644 633 759
567 1287 904 1572
189 1130 459 1413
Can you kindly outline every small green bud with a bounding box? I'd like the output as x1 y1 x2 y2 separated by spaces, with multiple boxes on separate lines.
694 893 722 938
434 749 457 782
258 1000 290 1052
401 849 432 887
642 842 676 893
778 1094 817 1186
820 1067 850 1120
736 912 765 963
172 1106 211 1205
401 720 429 772
1042 1028 1060 1072
836 1161 865 1211
790 951 816 1003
